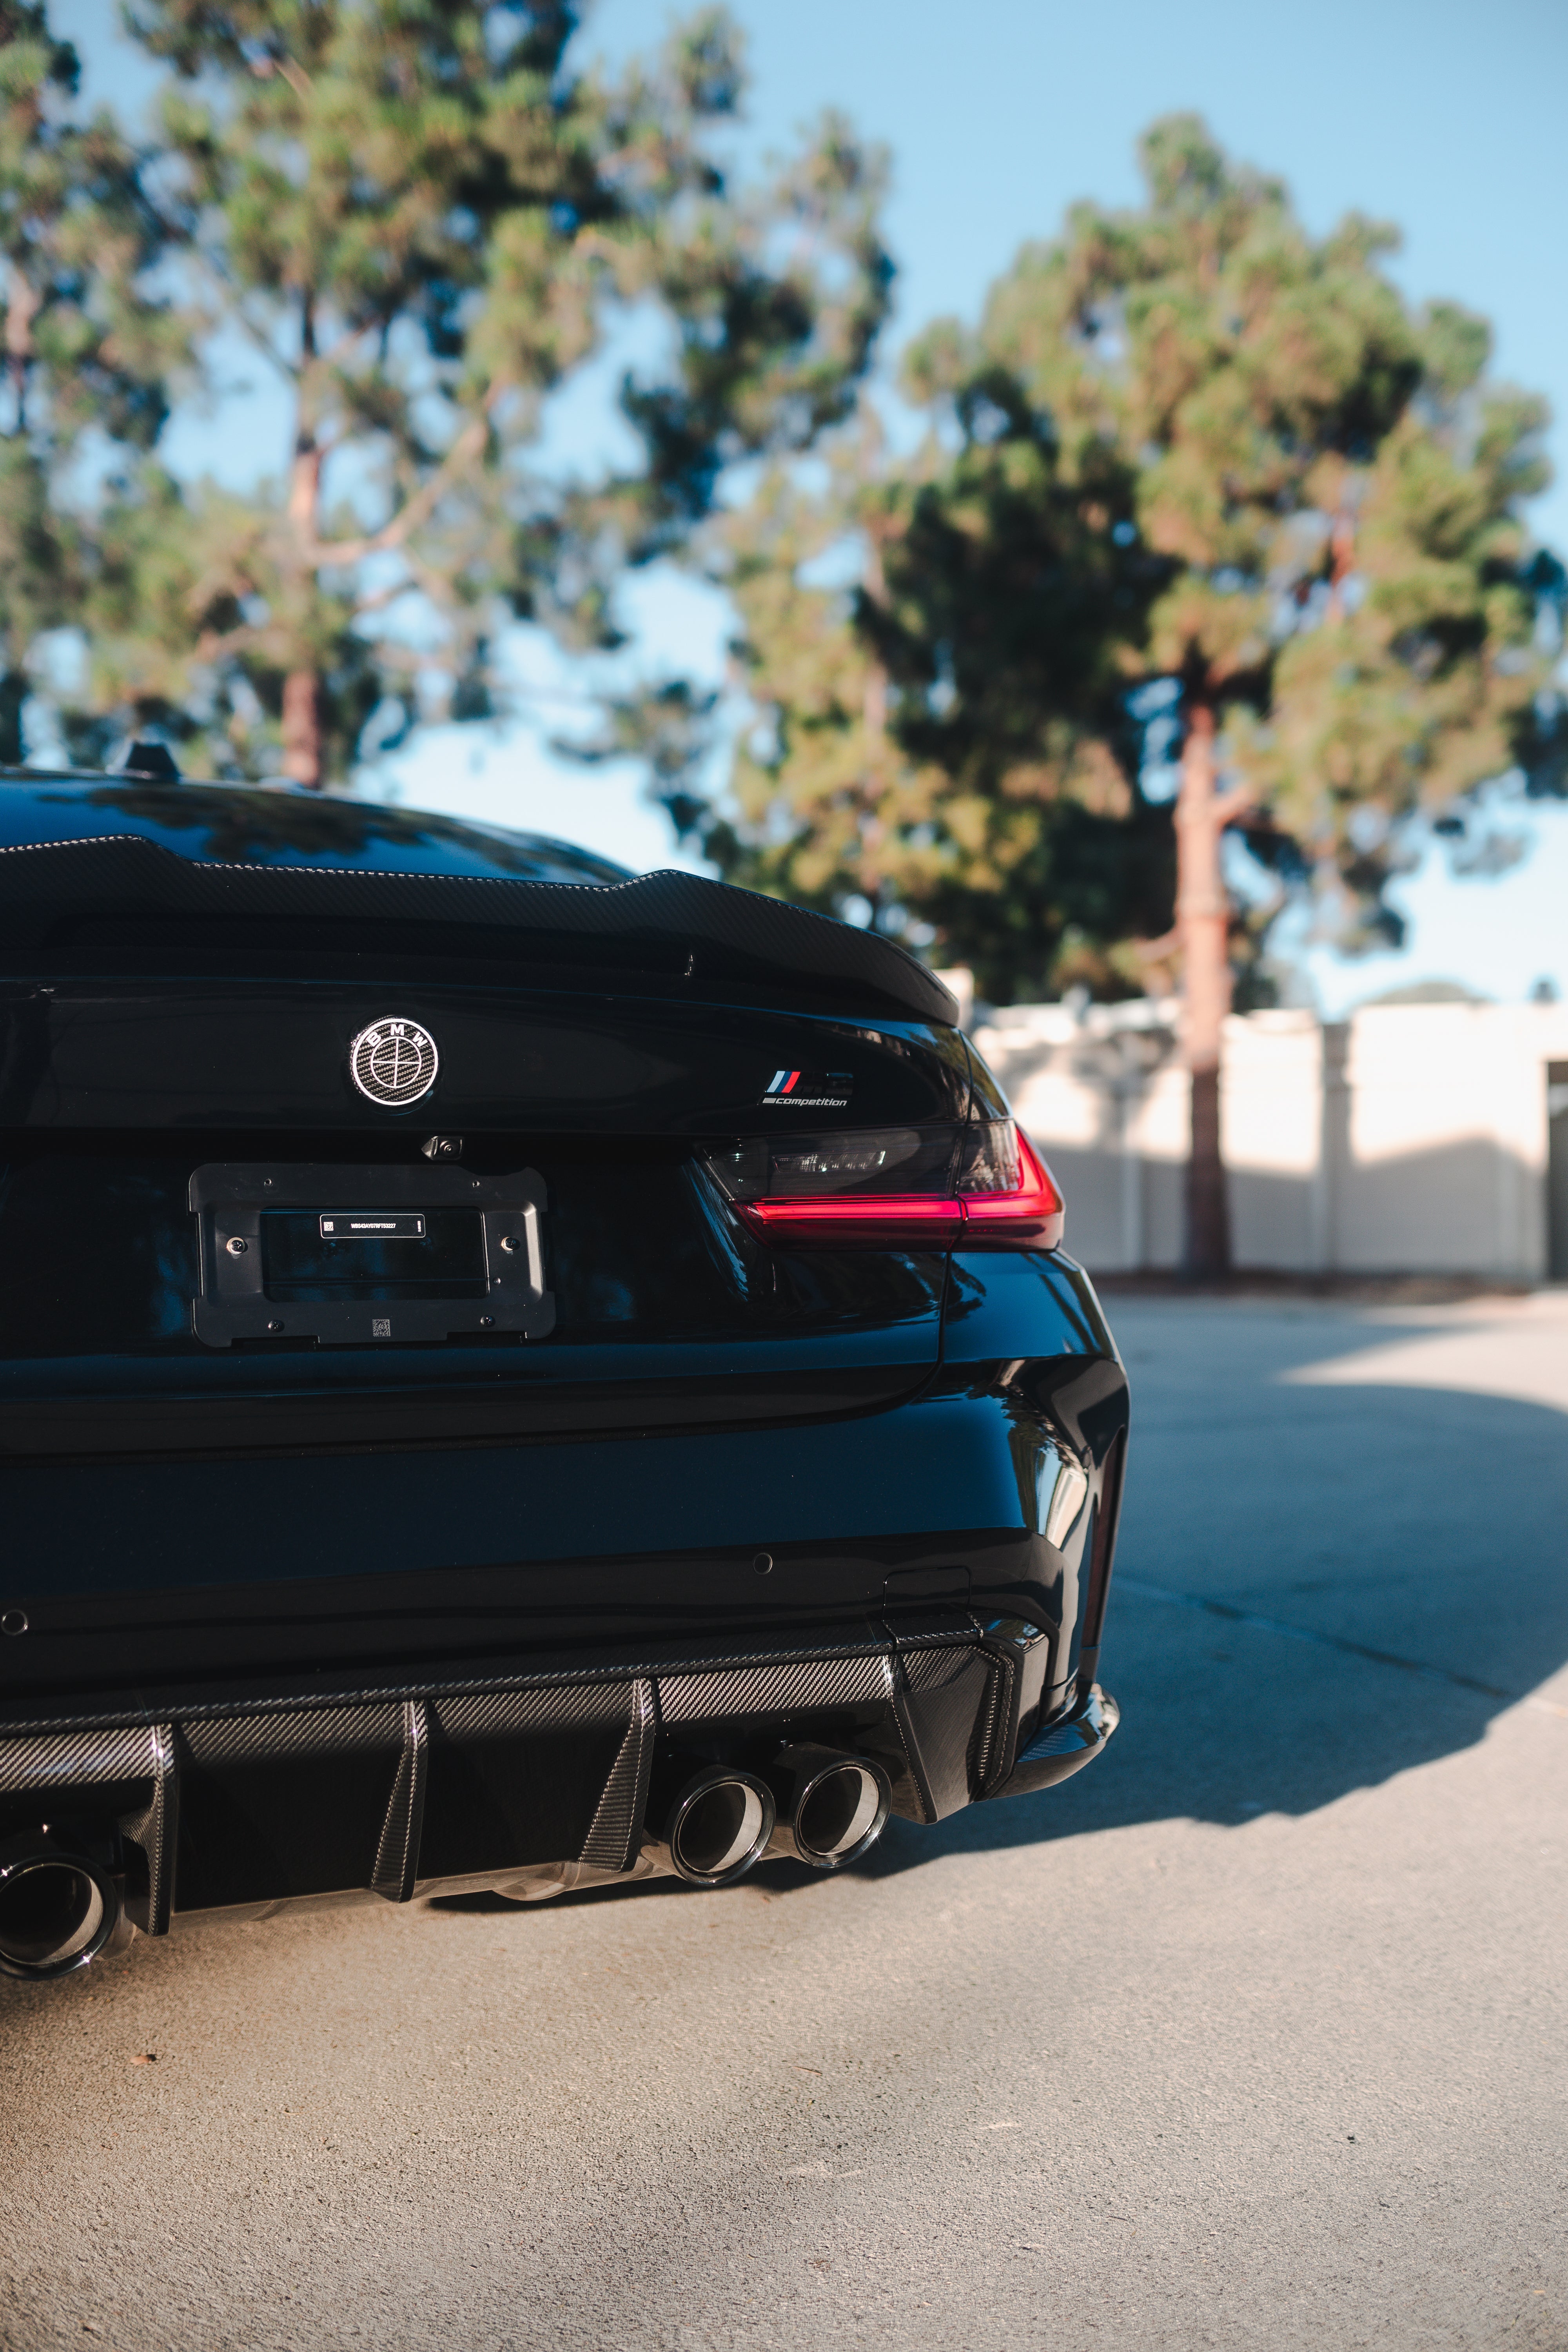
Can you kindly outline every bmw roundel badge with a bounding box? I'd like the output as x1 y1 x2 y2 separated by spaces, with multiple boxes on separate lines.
348 1017 439 1107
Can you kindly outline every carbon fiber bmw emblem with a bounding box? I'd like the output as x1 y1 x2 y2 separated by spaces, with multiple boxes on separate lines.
348 1017 439 1107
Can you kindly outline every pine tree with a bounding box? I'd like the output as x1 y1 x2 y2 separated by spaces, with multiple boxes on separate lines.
73 2 890 786
0 2 187 762
1012 117 1553 1270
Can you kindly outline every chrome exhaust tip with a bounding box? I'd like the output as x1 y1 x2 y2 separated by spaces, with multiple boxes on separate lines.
767 1746 890 1871
0 1834 122 1982
659 1767 776 1888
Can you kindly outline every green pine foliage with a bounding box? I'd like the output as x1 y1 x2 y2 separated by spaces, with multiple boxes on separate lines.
0 0 888 790
0 2 190 762
706 115 1560 1002
7 1 891 785
709 410 1176 1002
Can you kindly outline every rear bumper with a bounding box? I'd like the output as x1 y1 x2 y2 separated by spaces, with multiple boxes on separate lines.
987 1681 1119 1799
0 1252 1128 1954
0 1618 1120 1933
0 1356 1129 1708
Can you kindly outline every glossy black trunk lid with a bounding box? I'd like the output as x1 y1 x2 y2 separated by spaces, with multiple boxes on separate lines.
0 976 970 1459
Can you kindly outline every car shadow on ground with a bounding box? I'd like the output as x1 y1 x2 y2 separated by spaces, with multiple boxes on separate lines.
436 1300 1568 1912
887 1301 1568 1874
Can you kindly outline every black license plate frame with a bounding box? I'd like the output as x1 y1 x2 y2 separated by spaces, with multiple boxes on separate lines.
188 1162 554 1348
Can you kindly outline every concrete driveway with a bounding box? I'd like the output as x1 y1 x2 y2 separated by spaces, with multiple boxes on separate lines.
4 1290 1567 2351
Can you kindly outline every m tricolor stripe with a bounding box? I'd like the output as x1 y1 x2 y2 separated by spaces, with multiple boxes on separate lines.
760 1068 855 1106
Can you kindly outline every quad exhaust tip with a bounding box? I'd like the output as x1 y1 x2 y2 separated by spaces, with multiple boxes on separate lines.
767 1746 890 1871
662 1768 777 1889
652 1748 892 1889
0 1835 122 1982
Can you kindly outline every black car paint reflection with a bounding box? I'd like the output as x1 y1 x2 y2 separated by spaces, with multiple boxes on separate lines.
0 770 1126 1978
13 775 634 883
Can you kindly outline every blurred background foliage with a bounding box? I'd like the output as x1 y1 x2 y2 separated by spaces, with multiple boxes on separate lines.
695 114 1564 1003
0 4 1563 1009
1 0 892 782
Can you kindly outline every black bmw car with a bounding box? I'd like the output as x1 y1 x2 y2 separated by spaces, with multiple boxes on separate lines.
0 760 1125 1983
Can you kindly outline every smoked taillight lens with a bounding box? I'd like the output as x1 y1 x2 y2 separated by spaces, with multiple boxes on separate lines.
955 1123 1063 1241
704 1120 1063 1250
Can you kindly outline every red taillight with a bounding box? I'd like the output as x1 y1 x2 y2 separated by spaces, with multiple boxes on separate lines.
739 1195 967 1247
726 1120 1064 1251
959 1129 1063 1241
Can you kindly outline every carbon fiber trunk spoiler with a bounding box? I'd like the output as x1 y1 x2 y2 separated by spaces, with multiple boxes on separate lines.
0 837 958 1026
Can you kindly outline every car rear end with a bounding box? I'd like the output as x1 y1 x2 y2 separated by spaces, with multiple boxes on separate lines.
0 773 1126 1980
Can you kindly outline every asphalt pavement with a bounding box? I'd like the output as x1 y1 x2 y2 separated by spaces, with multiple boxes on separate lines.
4 1289 1567 2352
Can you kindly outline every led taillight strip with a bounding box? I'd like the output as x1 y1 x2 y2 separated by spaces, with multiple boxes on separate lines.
739 1134 1063 1249
741 1195 965 1243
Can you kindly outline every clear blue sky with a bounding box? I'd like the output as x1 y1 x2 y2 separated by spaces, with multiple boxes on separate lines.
56 0 1568 1007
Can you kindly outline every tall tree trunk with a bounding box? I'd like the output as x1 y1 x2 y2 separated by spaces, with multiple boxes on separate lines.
859 528 889 902
6 269 38 428
281 666 321 788
1176 699 1232 1276
0 666 27 766
281 403 324 789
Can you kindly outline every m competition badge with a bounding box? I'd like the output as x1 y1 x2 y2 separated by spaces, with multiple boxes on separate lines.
761 1069 855 1108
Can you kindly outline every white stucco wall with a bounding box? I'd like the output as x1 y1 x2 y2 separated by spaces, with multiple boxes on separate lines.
965 995 1568 1280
